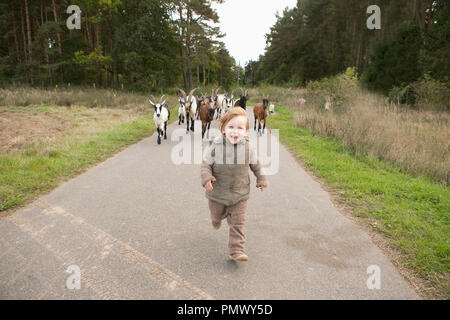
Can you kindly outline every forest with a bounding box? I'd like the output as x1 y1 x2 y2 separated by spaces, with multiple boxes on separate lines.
1 0 449 100
0 0 238 91
244 0 449 100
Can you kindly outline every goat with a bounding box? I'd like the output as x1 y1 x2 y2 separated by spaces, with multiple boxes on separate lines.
253 95 269 136
178 88 198 133
216 93 226 119
217 92 234 119
269 104 275 115
324 97 332 111
149 95 170 145
199 96 215 139
210 88 220 119
233 88 249 110
177 98 186 125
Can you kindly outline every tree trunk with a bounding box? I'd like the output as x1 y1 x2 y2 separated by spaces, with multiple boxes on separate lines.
185 8 193 89
197 65 200 86
24 0 32 51
11 0 20 63
51 0 62 55
178 7 189 89
26 0 34 84
95 23 101 48
40 0 44 25
202 64 206 85
20 1 27 64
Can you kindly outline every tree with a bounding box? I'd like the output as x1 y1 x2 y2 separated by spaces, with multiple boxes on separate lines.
170 0 224 89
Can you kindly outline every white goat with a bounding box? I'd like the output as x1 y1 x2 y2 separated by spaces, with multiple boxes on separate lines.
217 93 234 118
178 88 198 133
216 93 231 119
324 97 332 111
177 98 186 125
269 104 275 114
150 95 170 145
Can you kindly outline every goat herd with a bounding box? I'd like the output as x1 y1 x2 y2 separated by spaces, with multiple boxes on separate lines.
149 88 275 145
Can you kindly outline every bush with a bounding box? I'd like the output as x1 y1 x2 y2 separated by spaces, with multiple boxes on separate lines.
305 67 359 112
388 84 416 105
411 75 450 111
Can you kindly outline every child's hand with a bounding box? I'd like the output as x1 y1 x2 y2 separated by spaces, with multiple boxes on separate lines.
258 186 265 192
204 177 216 192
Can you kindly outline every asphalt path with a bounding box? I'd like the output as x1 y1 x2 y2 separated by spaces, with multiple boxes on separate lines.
0 107 419 299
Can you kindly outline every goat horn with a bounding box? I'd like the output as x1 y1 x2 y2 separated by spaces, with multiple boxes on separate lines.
159 95 166 104
188 88 197 101
178 89 187 98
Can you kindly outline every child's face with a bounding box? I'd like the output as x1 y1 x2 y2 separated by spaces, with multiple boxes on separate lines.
223 116 248 144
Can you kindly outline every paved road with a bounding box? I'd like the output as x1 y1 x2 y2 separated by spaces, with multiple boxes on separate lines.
0 107 419 299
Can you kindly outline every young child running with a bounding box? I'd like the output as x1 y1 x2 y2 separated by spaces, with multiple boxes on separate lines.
201 107 268 261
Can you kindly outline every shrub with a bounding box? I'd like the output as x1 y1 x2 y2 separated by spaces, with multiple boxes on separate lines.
411 75 450 111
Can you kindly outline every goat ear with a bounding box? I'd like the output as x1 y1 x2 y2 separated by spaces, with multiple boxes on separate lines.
149 99 156 106
161 100 167 106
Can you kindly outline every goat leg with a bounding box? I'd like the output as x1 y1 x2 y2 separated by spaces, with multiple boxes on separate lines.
164 121 168 139
157 128 162 145
186 115 190 134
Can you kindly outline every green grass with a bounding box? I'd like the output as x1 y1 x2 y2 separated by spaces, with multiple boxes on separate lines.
0 105 169 213
268 104 450 299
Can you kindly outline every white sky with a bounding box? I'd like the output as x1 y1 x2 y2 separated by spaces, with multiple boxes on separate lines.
212 0 297 66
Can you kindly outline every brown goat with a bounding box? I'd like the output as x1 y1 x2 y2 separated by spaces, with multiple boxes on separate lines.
253 96 270 136
199 97 215 138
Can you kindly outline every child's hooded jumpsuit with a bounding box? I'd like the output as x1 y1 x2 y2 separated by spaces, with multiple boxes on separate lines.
201 134 268 257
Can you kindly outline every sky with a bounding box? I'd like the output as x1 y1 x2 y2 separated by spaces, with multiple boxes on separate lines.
212 0 298 66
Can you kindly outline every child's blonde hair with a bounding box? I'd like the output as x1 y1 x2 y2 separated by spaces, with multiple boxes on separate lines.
220 107 249 132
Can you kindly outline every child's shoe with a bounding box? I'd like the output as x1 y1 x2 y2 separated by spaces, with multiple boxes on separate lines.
228 253 249 261
212 220 221 230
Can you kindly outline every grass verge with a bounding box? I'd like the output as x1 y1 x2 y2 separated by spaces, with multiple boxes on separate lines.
1 104 176 214
268 104 449 299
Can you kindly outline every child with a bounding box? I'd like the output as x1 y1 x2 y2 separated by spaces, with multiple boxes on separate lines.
201 107 268 261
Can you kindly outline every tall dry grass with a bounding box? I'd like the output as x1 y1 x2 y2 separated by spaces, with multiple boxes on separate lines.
250 77 449 186
0 86 179 113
